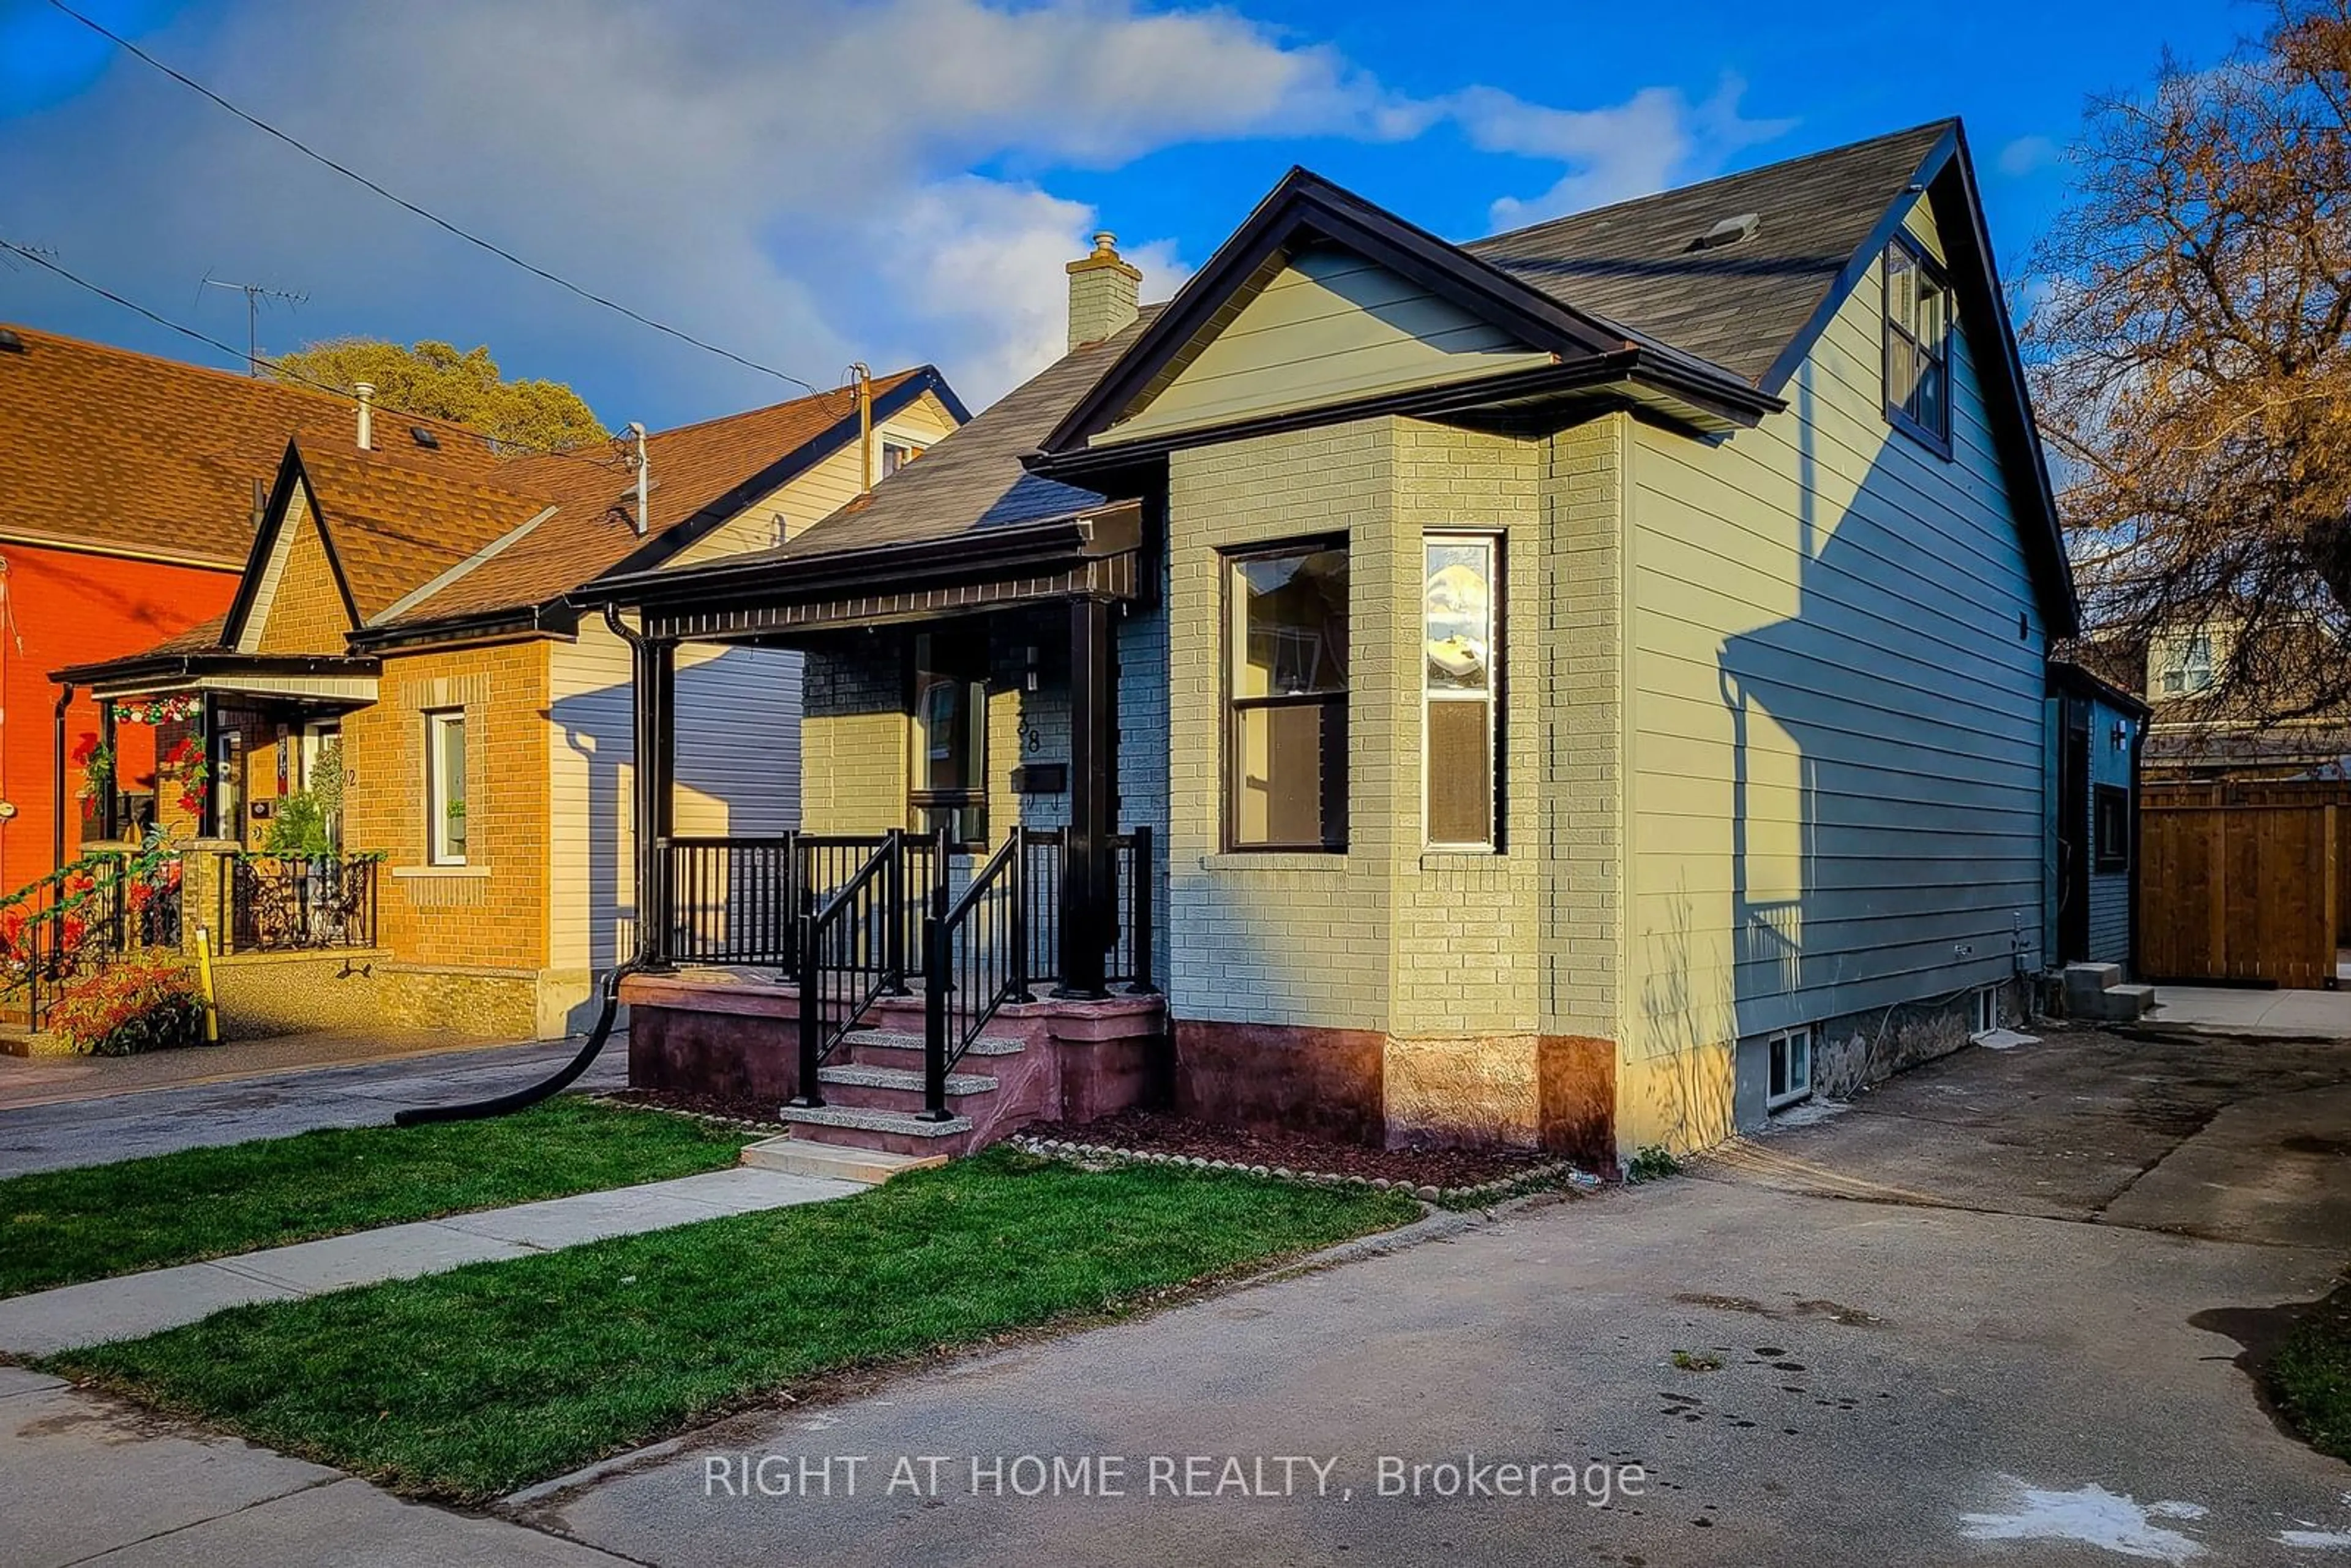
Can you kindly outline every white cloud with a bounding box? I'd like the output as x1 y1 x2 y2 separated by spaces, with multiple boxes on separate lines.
0 1 1787 419
1998 134 2062 178
1461 75 1797 230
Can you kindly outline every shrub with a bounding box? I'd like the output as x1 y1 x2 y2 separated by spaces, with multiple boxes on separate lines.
48 956 206 1057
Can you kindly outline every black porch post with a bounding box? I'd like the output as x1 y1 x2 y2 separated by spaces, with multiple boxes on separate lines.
52 682 73 868
634 632 677 969
1056 596 1114 998
97 696 119 842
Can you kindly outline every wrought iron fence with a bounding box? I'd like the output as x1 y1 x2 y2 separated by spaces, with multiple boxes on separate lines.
222 855 378 953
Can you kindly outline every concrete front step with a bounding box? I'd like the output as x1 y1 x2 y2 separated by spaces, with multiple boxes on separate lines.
818 1062 999 1097
780 1103 978 1156
740 1134 946 1185
845 1028 1024 1058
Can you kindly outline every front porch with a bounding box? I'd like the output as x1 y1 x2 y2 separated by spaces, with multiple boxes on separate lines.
608 503 1168 1156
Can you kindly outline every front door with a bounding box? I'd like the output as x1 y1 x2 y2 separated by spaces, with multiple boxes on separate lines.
2057 697 2092 964
301 721 342 850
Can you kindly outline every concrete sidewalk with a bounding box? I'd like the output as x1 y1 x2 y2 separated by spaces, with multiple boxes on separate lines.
3 1368 631 1567
0 1165 856 1357
2148 981 2351 1038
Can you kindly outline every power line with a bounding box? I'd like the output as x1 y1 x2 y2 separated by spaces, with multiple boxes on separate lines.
44 0 819 394
1 239 628 471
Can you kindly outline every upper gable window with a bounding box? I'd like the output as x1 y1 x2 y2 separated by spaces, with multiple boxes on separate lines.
1883 236 1952 456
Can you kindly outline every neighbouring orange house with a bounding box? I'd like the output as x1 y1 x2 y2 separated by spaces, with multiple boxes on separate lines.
0 325 421 891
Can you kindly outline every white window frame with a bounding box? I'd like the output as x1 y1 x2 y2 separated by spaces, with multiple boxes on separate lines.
1423 531 1501 852
1766 1026 1813 1111
425 708 469 866
1973 988 1998 1037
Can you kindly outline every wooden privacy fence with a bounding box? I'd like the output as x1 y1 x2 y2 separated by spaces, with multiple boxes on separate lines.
2139 797 2342 989
2144 779 2351 946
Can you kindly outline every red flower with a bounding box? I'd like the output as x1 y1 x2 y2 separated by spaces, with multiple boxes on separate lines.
69 733 97 767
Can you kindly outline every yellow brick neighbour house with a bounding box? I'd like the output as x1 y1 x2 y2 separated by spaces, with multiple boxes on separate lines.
57 370 967 1040
590 120 2080 1168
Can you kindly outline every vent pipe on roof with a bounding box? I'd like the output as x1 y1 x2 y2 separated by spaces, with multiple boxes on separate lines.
628 422 649 536
1067 231 1141 352
250 477 266 532
354 381 375 449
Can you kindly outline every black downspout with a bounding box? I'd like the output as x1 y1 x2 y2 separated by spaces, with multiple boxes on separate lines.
395 606 671 1127
51 681 72 869
2126 710 2147 981
97 694 118 842
1055 596 1113 999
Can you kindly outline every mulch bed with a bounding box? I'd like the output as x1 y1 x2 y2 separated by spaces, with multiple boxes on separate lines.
599 1086 786 1127
1016 1109 1562 1189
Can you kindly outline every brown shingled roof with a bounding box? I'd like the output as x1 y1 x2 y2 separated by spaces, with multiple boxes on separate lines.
0 324 509 567
375 369 938 627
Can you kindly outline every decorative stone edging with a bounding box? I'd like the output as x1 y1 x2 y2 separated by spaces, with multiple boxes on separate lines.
1009 1134 1602 1204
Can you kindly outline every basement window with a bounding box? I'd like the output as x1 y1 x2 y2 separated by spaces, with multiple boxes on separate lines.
1883 236 1952 456
1973 988 1998 1037
1766 1027 1813 1111
426 709 468 866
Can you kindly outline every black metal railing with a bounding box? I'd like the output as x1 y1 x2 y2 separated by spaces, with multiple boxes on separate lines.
922 828 1033 1118
222 855 378 953
791 831 908 1108
0 845 186 1030
664 836 796 966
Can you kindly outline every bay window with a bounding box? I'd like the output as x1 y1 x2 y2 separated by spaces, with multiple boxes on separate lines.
1424 535 1499 849
1227 540 1348 850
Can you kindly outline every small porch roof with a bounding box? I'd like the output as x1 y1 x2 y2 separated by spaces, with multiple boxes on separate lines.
576 501 1145 643
53 645 381 705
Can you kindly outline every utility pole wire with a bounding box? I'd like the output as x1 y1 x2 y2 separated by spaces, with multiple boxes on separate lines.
1 239 628 471
43 0 818 393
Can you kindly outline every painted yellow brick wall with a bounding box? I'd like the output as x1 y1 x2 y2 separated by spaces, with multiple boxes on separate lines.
342 639 550 970
1165 418 1401 1033
1540 415 1629 1041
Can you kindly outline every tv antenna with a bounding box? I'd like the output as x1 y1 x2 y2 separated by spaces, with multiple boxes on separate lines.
198 272 307 376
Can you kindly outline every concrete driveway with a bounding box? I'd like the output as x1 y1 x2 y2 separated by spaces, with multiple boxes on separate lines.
0 1037 625 1177
524 1027 2351 1567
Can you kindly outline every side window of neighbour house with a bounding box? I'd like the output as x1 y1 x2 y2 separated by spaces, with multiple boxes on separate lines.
426 709 468 865
1425 535 1500 849
882 440 924 478
1227 540 1349 850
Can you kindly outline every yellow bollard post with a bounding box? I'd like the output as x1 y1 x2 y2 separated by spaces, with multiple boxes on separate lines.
195 925 219 1044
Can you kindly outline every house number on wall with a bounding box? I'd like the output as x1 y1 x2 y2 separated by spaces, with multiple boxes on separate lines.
1014 718 1045 756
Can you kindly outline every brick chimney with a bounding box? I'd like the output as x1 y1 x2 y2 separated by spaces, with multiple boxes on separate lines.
1066 231 1141 352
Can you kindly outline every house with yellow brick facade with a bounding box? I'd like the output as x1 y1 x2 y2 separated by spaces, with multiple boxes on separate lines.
582 119 2080 1168
54 369 966 1040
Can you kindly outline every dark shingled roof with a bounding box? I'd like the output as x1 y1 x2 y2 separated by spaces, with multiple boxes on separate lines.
594 122 1968 592
733 313 1160 568
1463 120 1954 389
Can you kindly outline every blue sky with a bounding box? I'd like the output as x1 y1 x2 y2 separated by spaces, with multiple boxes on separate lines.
0 0 2250 429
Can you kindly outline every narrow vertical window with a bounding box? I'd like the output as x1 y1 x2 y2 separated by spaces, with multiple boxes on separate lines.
1883 236 1952 453
1226 540 1348 850
426 709 468 865
1424 535 1499 849
909 631 988 847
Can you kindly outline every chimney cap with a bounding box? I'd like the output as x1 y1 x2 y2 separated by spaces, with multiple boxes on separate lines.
1067 230 1141 281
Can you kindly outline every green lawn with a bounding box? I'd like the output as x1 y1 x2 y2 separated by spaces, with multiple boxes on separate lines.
47 1149 1418 1500
1 1098 750 1299
2273 1288 2351 1463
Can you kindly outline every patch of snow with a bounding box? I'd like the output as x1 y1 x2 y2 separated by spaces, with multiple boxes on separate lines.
1765 1099 1851 1128
2280 1529 2351 1550
1960 1478 2207 1562
1974 1028 2041 1051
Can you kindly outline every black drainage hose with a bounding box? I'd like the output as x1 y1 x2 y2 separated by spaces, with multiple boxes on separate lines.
393 960 642 1128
